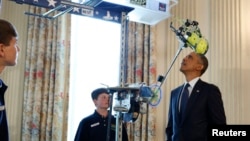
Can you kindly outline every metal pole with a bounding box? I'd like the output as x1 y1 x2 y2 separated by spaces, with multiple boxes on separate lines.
158 43 186 89
106 91 114 141
115 112 120 141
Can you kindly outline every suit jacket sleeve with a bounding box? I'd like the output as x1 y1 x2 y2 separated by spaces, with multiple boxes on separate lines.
165 91 174 141
207 84 226 125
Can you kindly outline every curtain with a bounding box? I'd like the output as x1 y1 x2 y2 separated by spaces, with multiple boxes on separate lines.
120 16 157 141
21 6 71 141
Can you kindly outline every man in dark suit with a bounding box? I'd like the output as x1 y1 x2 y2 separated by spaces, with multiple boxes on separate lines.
166 52 226 141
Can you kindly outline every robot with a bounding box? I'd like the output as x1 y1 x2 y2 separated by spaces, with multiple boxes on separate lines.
170 19 209 55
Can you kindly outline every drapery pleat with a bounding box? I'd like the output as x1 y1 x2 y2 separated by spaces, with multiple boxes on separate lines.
120 17 157 141
21 6 71 141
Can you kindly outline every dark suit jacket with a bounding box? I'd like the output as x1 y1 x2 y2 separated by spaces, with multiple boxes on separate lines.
166 79 226 141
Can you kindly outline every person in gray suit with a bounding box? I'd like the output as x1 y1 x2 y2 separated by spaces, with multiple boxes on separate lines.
166 51 226 141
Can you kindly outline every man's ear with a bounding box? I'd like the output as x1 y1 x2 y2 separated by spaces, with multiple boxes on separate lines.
196 64 204 71
93 99 97 106
0 44 5 57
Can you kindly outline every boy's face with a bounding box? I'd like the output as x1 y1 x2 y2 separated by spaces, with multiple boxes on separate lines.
0 36 20 66
93 93 110 110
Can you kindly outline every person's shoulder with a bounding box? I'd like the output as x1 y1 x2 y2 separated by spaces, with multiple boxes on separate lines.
199 80 219 88
198 80 221 94
171 85 183 93
79 113 96 123
76 113 98 130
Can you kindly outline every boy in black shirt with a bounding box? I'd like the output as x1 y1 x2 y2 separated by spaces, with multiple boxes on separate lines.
74 88 128 141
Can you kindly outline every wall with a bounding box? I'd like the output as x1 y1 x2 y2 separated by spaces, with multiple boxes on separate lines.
155 0 250 140
0 1 28 141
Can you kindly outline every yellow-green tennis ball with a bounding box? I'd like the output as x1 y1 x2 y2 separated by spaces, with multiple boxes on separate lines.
196 38 209 54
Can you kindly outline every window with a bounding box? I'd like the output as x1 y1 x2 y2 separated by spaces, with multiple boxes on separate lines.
67 15 121 140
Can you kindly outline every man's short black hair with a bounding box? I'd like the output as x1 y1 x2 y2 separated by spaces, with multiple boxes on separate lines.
197 53 209 75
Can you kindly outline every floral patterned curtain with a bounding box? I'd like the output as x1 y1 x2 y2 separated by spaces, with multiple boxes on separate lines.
120 16 157 141
21 6 71 141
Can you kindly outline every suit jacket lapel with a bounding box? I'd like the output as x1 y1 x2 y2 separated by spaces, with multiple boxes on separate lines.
176 84 185 123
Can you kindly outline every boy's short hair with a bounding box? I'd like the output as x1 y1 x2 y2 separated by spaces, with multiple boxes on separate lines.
91 88 109 100
0 19 18 45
